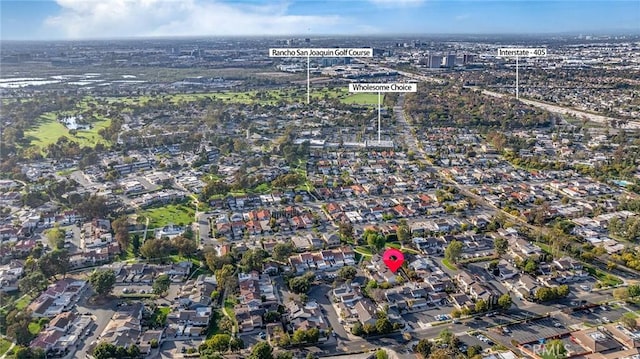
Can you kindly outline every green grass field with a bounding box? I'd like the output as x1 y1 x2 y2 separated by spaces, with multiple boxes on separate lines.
441 258 458 270
24 112 111 150
223 298 238 334
341 93 381 105
28 321 41 335
100 87 380 108
0 338 12 357
141 203 195 229
14 295 32 311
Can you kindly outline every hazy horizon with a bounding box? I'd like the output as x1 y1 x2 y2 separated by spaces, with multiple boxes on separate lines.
1 0 639 41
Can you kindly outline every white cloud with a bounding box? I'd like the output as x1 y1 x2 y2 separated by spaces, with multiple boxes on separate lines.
368 0 425 7
45 0 345 39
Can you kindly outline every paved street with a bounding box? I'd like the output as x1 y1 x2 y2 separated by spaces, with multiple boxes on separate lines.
479 88 640 130
308 284 350 340
74 289 118 359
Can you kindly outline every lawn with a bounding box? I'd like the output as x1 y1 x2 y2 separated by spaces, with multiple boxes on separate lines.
385 242 401 249
102 87 381 108
150 306 171 327
0 338 11 356
14 295 32 311
341 93 381 106
441 258 458 271
355 246 374 255
0 338 12 356
28 321 41 335
141 203 195 229
24 112 111 150
223 298 236 318
223 298 238 334
584 265 623 287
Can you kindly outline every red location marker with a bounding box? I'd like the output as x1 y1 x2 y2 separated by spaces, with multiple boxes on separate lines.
382 248 405 273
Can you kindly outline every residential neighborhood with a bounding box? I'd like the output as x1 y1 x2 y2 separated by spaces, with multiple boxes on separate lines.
1 32 640 359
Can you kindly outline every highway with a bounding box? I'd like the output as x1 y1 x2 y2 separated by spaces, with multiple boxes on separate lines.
478 88 640 130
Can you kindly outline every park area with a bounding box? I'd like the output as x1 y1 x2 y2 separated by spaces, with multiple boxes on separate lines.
141 203 195 229
24 112 111 150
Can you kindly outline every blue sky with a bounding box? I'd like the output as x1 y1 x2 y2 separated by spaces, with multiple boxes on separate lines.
1 0 639 40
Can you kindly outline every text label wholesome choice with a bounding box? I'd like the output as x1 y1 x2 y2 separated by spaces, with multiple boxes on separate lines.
349 83 417 93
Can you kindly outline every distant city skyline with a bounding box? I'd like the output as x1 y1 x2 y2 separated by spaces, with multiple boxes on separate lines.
1 0 639 41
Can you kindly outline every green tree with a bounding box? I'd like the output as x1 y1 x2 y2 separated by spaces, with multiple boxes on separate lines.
171 235 197 257
351 321 364 336
498 294 512 310
272 242 295 262
535 287 554 302
523 259 538 274
397 221 410 244
18 271 48 295
131 234 141 255
338 222 354 242
264 311 280 323
89 269 116 296
112 216 130 251
415 339 433 358
92 342 117 359
276 352 293 359
39 249 70 279
337 266 357 281
376 350 388 359
45 226 65 250
363 323 377 335
474 299 489 313
451 308 462 318
215 264 237 292
13 346 46 359
288 273 314 294
375 317 393 334
493 237 508 255
249 342 274 359
140 238 173 261
444 240 463 263
621 316 638 330
208 334 232 352
219 317 234 333
240 248 268 272
230 337 244 352
556 284 570 297
152 274 171 295
628 284 640 298
363 229 386 250
467 345 483 358
6 320 33 346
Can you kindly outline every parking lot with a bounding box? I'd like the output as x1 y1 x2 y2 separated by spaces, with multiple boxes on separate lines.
402 306 455 329
501 318 570 344
568 303 629 326
458 333 492 352
566 277 599 296
114 284 154 295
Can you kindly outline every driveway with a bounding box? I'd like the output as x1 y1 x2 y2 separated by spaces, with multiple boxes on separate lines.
308 284 349 340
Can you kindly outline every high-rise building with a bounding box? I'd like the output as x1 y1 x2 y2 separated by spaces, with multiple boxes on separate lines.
445 54 457 68
428 55 443 68
463 54 475 64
